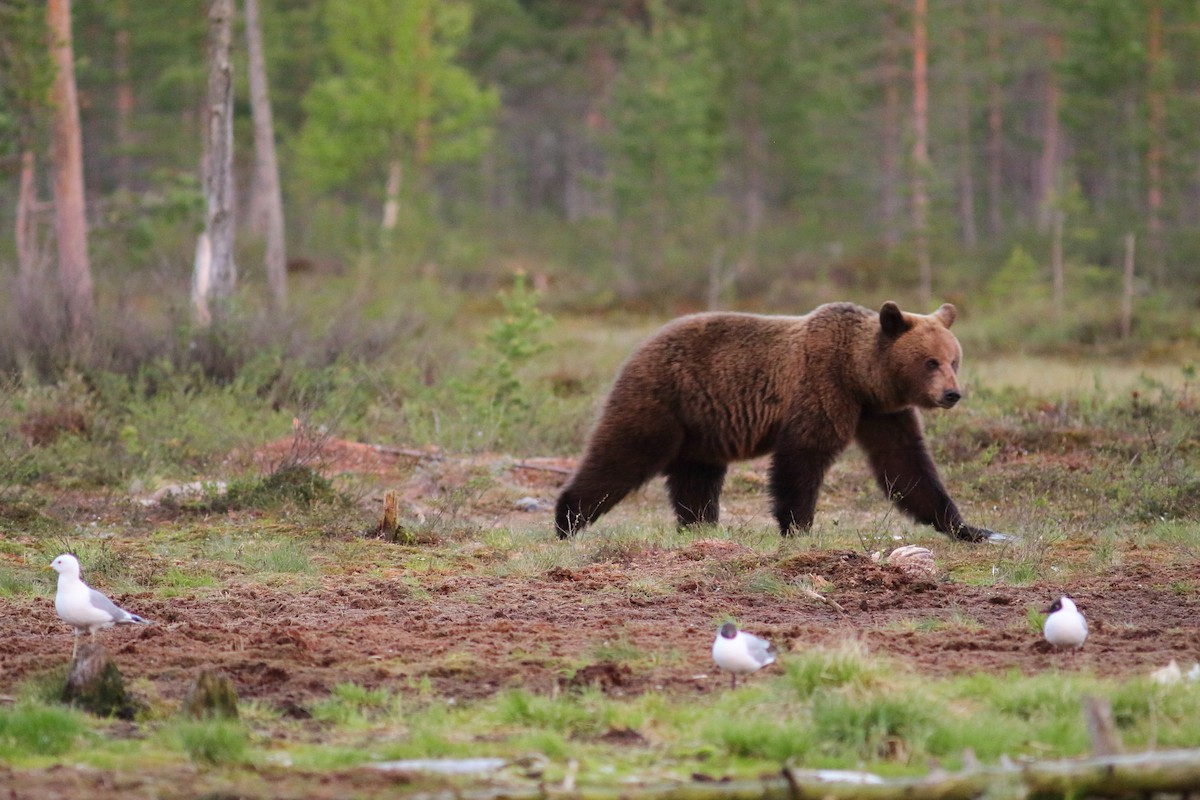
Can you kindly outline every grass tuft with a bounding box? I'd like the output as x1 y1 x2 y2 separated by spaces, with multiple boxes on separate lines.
0 702 87 757
169 719 250 766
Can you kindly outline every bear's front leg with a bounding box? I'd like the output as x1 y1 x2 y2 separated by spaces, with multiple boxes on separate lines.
855 408 1002 542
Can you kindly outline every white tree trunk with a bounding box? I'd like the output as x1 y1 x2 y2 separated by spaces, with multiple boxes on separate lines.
382 159 403 231
244 0 287 309
196 0 237 326
192 231 213 327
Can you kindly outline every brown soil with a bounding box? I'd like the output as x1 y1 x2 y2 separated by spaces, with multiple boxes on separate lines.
6 546 1197 710
3 436 1199 797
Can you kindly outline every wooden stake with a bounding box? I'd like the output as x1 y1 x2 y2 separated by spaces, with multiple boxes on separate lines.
381 490 399 542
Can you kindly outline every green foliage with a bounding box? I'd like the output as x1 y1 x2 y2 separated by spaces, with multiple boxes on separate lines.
987 246 1045 304
494 689 608 738
712 714 815 761
246 539 315 575
482 272 554 409
784 645 879 699
169 719 250 767
0 0 54 155
0 703 86 758
311 683 398 726
170 466 339 515
404 273 557 453
610 2 723 214
296 0 497 197
812 692 937 761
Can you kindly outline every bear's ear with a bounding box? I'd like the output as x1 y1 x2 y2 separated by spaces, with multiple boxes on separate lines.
934 303 957 328
879 301 911 337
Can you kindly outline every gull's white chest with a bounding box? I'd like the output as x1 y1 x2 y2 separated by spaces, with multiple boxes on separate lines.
713 634 765 674
56 578 112 629
1044 608 1088 649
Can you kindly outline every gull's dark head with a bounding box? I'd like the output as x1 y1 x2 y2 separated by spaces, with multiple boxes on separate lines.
718 622 738 639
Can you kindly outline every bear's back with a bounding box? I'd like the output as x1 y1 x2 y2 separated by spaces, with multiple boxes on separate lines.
609 304 875 461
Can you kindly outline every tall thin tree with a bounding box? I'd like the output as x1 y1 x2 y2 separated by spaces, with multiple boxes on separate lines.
952 2 977 250
194 0 237 326
244 0 287 309
984 0 1004 238
113 0 134 192
1145 0 1165 284
880 0 903 249
1034 31 1062 231
47 0 93 343
911 0 932 307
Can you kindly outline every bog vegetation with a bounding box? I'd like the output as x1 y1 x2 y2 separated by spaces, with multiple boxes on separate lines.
1 0 1200 796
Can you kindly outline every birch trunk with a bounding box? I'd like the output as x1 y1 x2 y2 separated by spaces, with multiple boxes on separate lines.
382 159 402 231
195 0 237 326
244 0 287 309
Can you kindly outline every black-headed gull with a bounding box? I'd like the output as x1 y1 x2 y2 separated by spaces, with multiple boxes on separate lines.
51 553 149 656
712 622 776 688
1043 595 1087 650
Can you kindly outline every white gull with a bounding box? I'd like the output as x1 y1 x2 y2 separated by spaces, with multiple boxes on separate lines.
1043 595 1088 650
712 622 776 688
51 553 149 656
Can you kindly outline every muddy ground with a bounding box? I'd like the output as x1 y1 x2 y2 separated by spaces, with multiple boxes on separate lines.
2 438 1198 797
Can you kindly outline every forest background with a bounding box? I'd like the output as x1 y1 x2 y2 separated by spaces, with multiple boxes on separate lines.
0 0 1198 448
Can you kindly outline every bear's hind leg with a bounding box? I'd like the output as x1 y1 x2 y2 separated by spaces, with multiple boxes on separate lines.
666 461 727 526
556 429 681 538
556 485 632 538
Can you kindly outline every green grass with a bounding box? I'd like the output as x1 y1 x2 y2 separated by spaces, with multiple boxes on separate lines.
166 719 250 766
310 683 400 726
0 703 87 757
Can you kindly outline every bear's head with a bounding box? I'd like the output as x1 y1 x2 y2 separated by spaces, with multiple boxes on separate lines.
878 301 963 410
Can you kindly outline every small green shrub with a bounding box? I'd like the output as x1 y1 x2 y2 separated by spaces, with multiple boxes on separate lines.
495 689 606 737
712 716 814 762
170 466 340 515
812 692 938 761
0 702 87 757
311 683 397 726
785 645 880 699
171 719 249 766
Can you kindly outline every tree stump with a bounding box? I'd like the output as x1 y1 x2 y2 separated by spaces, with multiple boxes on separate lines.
378 489 413 543
183 669 239 719
62 641 136 719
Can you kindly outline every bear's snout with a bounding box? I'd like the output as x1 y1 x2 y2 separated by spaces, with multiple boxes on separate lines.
940 389 962 407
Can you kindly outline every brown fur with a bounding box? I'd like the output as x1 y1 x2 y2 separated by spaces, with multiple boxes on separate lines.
555 301 998 541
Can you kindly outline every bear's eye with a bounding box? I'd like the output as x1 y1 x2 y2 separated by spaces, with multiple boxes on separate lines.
925 358 939 371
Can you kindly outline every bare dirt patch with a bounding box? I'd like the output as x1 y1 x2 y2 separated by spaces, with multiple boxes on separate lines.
5 542 1198 711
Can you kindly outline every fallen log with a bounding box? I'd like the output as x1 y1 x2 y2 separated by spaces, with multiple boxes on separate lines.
355 748 1200 800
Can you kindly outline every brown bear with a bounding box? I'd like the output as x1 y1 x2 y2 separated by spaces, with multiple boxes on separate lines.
555 301 1001 542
